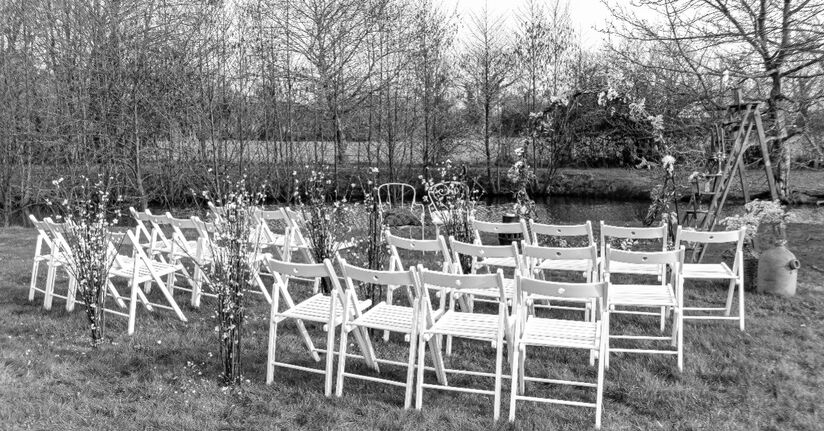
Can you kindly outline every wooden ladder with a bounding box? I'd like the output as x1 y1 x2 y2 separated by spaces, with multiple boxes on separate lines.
683 101 779 261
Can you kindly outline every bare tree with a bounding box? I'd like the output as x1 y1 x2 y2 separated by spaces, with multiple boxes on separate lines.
462 1 516 186
605 0 824 198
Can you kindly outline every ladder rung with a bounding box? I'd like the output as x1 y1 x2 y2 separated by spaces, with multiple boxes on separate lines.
686 210 709 214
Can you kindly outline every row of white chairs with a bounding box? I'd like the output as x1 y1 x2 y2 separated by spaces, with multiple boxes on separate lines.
263 223 746 428
27 208 747 428
470 219 748 331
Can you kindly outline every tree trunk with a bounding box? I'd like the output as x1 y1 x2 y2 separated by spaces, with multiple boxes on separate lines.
768 71 790 199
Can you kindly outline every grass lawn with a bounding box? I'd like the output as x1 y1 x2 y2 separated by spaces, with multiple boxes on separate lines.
1 224 823 430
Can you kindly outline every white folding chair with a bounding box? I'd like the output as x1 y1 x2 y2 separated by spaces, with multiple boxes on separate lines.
599 222 668 277
129 208 177 263
676 227 747 331
524 220 596 275
253 208 296 260
384 230 452 341
188 215 273 305
105 229 189 335
335 260 447 408
604 246 685 371
522 244 600 320
447 237 521 308
28 215 76 311
161 213 216 307
600 222 669 329
415 269 509 421
509 276 608 429
264 257 373 396
471 219 526 269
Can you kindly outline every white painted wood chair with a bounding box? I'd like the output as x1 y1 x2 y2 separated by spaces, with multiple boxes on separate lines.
263 257 373 396
28 215 76 311
600 222 670 330
471 219 526 269
522 244 600 320
252 208 296 260
415 269 509 421
163 213 216 307
129 208 178 264
447 237 521 308
188 215 272 305
675 226 747 331
599 222 668 277
40 217 130 314
109 229 189 335
523 220 596 277
604 246 685 371
508 276 608 429
335 260 447 409
384 230 452 341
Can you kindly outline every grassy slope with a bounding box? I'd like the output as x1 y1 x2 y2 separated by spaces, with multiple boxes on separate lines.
1 225 823 430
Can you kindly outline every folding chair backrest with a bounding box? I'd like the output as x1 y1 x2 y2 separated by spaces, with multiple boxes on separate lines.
42 217 72 256
339 259 419 304
165 213 204 255
29 214 54 242
282 207 305 227
208 202 225 219
386 230 451 271
522 244 598 271
675 227 746 245
473 219 525 245
419 268 505 298
600 222 667 256
448 237 520 274
130 207 155 246
341 260 417 288
605 246 684 273
525 220 594 247
265 257 337 280
517 276 606 303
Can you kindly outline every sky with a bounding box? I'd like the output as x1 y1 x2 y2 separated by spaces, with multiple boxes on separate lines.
453 0 616 48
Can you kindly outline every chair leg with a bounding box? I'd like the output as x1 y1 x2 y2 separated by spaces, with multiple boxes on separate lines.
403 327 418 409
659 306 666 332
415 332 427 410
724 278 736 316
324 318 336 397
128 276 140 335
493 332 504 421
192 265 203 308
508 341 520 422
604 311 611 371
295 318 321 362
28 259 41 302
43 264 57 310
335 323 350 397
66 275 77 312
595 336 606 430
738 278 745 331
426 335 447 385
267 318 279 385
518 345 526 395
676 307 684 372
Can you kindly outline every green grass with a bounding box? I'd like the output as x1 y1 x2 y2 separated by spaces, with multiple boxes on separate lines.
1 225 823 430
